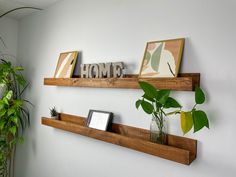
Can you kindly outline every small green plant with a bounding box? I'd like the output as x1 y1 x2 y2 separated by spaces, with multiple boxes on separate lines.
136 81 209 136
50 107 58 118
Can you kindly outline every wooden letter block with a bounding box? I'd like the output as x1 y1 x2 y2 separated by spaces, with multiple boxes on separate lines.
89 64 99 78
80 64 90 78
99 63 112 78
80 62 125 78
112 62 124 78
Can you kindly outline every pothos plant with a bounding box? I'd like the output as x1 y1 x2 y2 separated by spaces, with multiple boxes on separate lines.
0 60 31 177
136 81 209 143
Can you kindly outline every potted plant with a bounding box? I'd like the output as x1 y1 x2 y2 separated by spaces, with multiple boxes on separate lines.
0 60 32 177
49 107 59 119
136 81 209 144
0 8 41 177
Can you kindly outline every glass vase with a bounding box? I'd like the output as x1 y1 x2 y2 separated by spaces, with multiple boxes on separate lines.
150 116 167 144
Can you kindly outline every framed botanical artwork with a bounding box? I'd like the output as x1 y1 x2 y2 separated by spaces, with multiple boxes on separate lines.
139 38 184 78
86 110 113 131
54 51 78 78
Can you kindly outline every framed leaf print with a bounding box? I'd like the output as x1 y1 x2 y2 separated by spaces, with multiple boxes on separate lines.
54 51 78 78
139 38 184 78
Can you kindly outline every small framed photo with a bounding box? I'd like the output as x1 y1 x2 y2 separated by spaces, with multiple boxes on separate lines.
54 51 78 78
139 38 184 78
86 110 113 131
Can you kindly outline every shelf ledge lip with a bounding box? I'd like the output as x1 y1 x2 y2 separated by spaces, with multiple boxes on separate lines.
44 73 200 91
41 113 197 165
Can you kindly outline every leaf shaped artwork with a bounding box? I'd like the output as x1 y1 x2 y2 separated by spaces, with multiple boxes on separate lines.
141 51 151 72
151 43 163 72
145 51 151 64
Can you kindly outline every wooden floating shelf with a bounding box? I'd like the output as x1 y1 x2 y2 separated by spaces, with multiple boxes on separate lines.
44 73 200 91
41 113 197 165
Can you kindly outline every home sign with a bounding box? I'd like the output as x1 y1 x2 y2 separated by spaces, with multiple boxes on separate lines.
80 62 124 78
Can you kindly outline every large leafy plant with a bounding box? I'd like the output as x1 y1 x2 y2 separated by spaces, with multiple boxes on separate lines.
0 7 39 176
136 81 209 134
0 60 31 177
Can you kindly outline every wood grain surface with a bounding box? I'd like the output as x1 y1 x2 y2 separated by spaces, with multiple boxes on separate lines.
44 73 200 91
42 113 197 165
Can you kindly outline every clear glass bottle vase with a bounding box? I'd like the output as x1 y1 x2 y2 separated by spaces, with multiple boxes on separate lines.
150 116 167 144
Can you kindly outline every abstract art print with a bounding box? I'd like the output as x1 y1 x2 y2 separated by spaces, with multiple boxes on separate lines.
139 38 184 78
54 51 78 78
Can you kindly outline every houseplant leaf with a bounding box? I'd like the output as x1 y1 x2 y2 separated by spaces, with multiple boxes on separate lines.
9 126 17 135
7 108 15 116
0 119 5 130
195 87 205 104
10 116 18 124
142 93 155 102
5 90 13 100
139 81 157 99
20 136 24 144
0 108 6 117
180 111 193 134
156 90 170 104
193 110 209 132
164 97 182 108
135 100 142 109
151 43 163 72
141 100 154 114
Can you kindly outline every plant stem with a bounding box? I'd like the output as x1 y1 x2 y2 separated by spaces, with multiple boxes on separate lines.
166 110 181 116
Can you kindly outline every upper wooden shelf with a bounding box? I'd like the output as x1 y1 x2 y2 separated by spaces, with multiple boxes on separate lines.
44 73 200 91
41 113 197 165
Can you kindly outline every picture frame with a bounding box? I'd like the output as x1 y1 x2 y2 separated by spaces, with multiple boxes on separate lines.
54 51 78 78
139 38 184 78
86 110 113 131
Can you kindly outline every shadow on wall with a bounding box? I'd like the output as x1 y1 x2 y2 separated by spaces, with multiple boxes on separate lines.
72 51 138 76
73 51 82 76
181 37 201 73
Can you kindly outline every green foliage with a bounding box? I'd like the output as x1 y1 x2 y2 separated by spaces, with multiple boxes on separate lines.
193 110 209 132
50 107 58 117
136 81 209 135
141 100 154 114
164 97 182 108
195 87 205 104
0 59 31 177
139 81 157 98
136 81 182 133
180 86 209 134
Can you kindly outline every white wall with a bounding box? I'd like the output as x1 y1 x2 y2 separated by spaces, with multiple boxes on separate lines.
0 17 18 63
15 0 236 177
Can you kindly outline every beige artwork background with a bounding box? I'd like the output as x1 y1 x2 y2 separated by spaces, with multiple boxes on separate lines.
139 38 184 78
54 51 78 78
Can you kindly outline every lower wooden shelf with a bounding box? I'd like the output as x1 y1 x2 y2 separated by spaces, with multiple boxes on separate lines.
41 113 197 165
